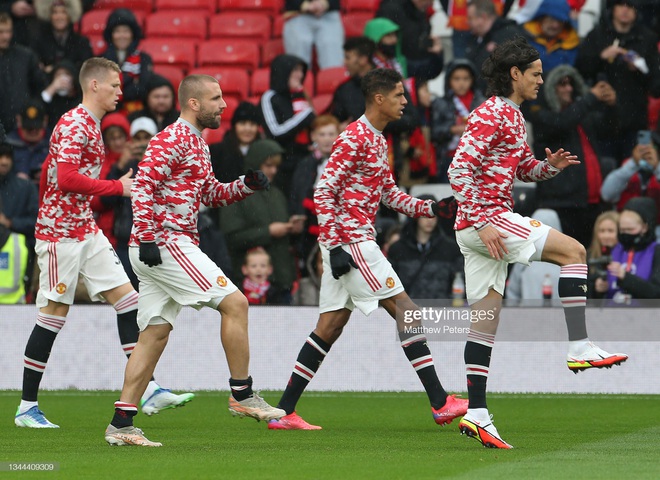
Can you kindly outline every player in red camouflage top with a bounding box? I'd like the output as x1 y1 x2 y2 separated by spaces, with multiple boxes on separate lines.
104 74 284 447
268 68 468 431
449 37 627 449
15 58 193 431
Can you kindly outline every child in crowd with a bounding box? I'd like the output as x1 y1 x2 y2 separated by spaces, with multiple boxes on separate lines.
589 210 619 298
242 247 273 305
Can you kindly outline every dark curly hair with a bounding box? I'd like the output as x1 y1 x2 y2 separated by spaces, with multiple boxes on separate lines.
482 36 540 97
361 68 403 104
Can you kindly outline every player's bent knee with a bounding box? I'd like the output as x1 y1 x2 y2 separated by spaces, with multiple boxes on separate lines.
218 290 249 317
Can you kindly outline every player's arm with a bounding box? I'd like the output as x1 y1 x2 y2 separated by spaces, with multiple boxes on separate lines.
381 172 436 218
515 142 563 182
200 169 254 208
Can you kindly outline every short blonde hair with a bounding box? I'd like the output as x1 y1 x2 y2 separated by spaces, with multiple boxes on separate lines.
79 57 121 88
178 74 218 109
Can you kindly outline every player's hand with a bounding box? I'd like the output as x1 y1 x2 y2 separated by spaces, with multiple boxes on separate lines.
119 168 133 197
477 225 508 260
329 247 358 279
431 196 457 219
139 242 162 267
546 148 579 170
244 169 270 191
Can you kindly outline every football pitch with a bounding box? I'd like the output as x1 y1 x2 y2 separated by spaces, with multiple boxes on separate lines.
1 391 658 479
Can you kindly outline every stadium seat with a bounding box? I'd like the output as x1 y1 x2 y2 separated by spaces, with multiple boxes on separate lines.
261 38 283 66
312 94 333 114
80 9 147 37
153 65 185 89
250 66 314 98
272 14 284 38
93 0 153 14
198 39 260 70
217 0 282 14
342 0 380 13
145 11 208 39
315 66 349 95
155 0 216 14
189 67 249 100
87 35 107 56
342 12 373 38
209 12 271 41
141 38 197 71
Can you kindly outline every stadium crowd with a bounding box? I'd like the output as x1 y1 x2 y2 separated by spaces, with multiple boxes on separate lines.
1 0 660 306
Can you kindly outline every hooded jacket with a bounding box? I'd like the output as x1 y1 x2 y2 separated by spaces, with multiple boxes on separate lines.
102 8 154 105
127 74 179 131
363 17 407 77
219 140 297 298
260 54 315 168
523 0 580 72
527 64 617 208
43 60 82 130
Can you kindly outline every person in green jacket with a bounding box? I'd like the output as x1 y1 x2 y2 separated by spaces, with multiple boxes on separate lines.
220 139 304 305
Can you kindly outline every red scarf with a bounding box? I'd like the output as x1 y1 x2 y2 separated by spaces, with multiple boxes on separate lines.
243 278 270 305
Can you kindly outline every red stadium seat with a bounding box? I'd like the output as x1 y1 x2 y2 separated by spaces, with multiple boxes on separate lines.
153 65 185 89
250 67 270 97
217 0 282 14
87 35 107 56
315 66 349 95
141 38 197 71
155 0 216 14
198 39 260 70
342 0 379 13
312 94 333 114
80 9 147 37
209 12 271 41
189 67 249 100
145 11 208 39
93 0 153 13
261 38 283 66
342 12 372 38
272 14 284 38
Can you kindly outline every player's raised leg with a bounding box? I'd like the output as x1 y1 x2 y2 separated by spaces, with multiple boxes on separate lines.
541 230 628 372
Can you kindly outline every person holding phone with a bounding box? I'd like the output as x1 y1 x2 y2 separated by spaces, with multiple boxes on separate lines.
601 129 660 235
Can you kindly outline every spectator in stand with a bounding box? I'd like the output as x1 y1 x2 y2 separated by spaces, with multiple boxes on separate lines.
589 210 619 299
220 140 304 305
31 0 91 73
431 59 485 183
576 0 660 163
294 242 322 306
101 8 153 114
3 0 37 46
526 64 617 248
260 54 315 197
388 194 463 300
90 112 130 249
364 17 408 77
127 74 178 132
464 0 524 93
601 128 660 233
331 36 376 131
522 0 580 73
210 101 262 184
103 116 157 289
290 114 340 269
5 99 50 185
241 247 273 305
506 209 562 304
40 59 81 131
282 0 344 70
604 197 660 302
376 0 444 81
0 12 47 132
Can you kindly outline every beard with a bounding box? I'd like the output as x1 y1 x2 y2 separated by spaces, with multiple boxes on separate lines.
198 108 220 130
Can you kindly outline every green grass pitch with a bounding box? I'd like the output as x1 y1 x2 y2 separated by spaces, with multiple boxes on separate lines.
1 391 658 479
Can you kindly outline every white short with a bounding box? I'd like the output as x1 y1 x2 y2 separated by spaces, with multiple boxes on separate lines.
319 241 404 316
129 242 238 330
35 232 130 308
456 211 552 303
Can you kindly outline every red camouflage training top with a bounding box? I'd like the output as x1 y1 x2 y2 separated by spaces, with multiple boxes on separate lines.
130 119 252 246
448 96 561 231
36 105 123 242
315 115 435 249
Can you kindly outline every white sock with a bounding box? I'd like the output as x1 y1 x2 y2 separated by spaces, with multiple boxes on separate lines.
466 407 490 422
19 400 38 414
142 381 161 403
568 339 591 356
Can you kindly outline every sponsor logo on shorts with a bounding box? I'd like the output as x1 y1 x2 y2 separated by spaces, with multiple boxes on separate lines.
55 283 67 294
386 277 395 288
217 276 227 287
529 220 542 227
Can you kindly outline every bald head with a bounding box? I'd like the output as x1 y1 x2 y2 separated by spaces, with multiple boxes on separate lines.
79 57 121 93
178 75 219 111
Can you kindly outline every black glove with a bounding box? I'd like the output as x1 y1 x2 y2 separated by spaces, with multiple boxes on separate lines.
329 247 358 279
139 242 162 267
431 196 457 219
244 169 270 191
